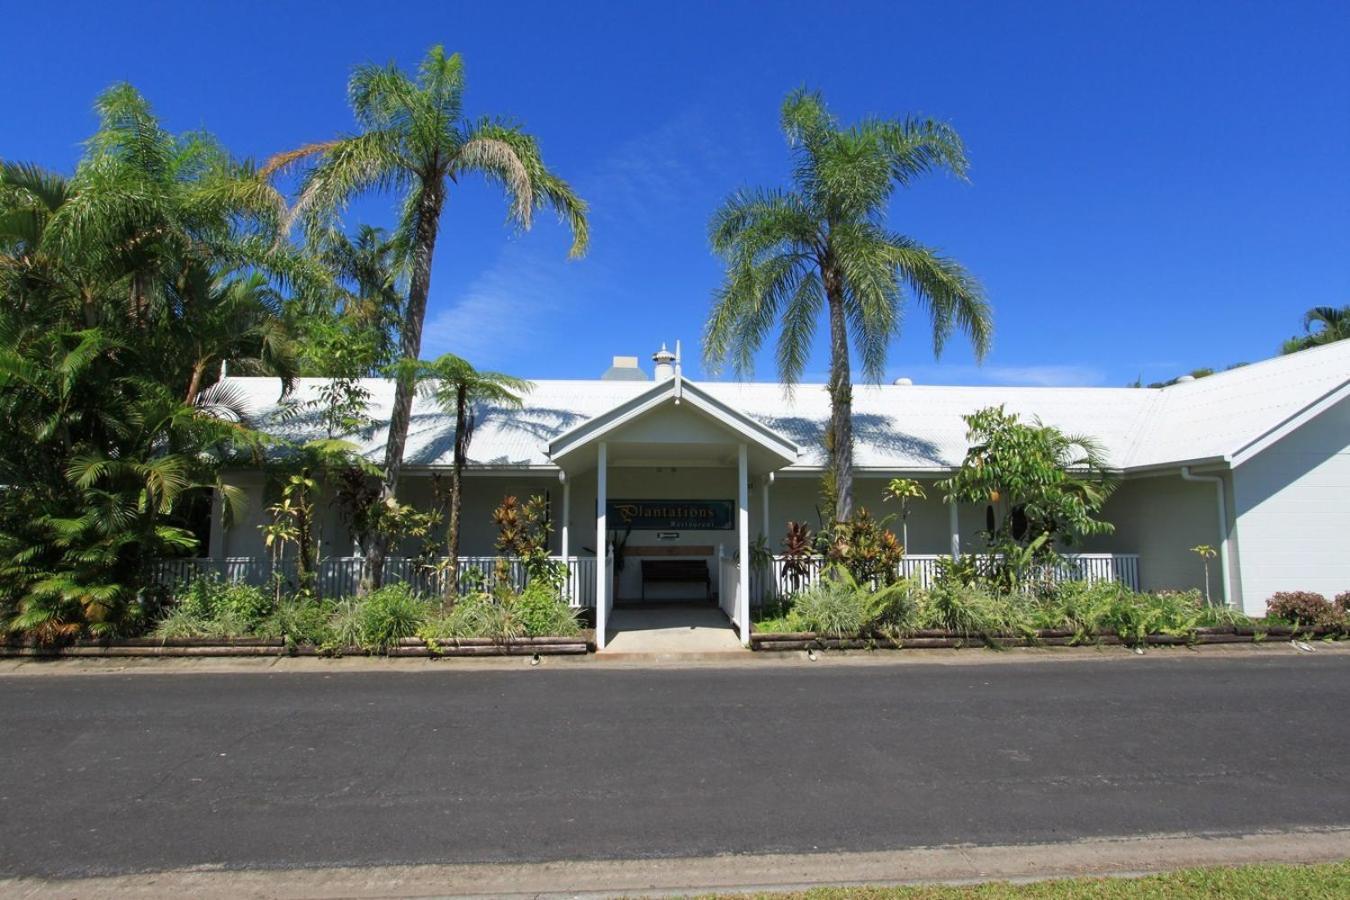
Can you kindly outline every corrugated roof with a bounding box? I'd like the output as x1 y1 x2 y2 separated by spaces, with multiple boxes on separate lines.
223 339 1349 473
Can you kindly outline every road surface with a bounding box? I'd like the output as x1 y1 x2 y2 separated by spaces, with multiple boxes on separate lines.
2 653 1348 879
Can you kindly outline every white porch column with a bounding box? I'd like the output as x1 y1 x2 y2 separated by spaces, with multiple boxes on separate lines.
560 474 570 560
208 488 225 559
559 473 572 604
948 500 961 558
738 443 750 647
595 442 608 650
762 472 773 542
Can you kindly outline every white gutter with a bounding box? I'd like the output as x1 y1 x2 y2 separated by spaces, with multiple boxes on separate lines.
1181 466 1232 608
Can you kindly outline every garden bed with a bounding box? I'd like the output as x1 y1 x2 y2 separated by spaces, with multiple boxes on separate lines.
750 624 1343 652
0 634 589 659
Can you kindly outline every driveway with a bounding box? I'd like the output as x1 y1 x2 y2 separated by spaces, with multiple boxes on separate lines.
2 653 1349 879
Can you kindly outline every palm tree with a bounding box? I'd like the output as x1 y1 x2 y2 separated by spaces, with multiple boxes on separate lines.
418 353 532 595
314 224 404 373
264 45 588 588
1281 305 1350 354
703 89 992 524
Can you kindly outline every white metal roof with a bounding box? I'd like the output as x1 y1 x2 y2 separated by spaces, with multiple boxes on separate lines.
222 339 1349 474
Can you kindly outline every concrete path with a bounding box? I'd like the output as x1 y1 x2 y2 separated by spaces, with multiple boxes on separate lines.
600 603 744 655
2 654 1349 884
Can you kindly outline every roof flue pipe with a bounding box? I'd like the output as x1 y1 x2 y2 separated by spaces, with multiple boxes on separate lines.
653 343 677 381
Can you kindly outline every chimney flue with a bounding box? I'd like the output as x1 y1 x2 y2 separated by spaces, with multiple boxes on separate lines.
653 343 677 381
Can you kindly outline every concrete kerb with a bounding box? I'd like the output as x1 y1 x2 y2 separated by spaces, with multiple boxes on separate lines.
3 825 1348 898
0 639 1346 676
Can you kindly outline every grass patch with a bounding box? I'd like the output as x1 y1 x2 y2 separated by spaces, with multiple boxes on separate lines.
691 860 1350 898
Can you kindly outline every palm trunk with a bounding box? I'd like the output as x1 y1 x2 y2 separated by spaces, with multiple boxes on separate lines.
362 179 444 592
823 264 854 524
445 383 468 598
185 358 209 404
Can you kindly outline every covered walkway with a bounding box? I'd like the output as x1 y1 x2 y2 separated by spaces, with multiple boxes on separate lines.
598 604 744 654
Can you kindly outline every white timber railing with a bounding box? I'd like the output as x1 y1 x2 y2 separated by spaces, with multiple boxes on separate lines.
753 552 1141 604
151 555 598 608
718 549 741 628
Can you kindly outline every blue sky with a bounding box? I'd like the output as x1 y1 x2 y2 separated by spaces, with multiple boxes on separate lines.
5 1 1347 386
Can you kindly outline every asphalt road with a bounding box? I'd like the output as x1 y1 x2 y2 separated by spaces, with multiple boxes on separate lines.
3 654 1350 879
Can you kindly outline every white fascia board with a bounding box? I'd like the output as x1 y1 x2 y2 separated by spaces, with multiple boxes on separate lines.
548 378 798 465
1229 380 1350 467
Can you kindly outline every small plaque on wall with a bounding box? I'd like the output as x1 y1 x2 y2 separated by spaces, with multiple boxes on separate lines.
656 532 680 541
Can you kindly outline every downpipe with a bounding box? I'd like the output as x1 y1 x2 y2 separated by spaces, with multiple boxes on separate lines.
1181 466 1232 608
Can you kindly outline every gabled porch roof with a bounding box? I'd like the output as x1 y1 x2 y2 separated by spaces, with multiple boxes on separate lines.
547 375 799 473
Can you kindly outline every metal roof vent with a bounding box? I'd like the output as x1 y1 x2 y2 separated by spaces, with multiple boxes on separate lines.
893 377 914 386
653 343 677 381
601 355 649 382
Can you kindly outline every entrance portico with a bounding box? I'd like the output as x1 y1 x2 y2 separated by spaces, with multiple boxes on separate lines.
549 373 798 649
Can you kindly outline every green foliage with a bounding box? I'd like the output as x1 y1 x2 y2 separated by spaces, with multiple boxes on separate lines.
0 84 307 641
421 592 523 642
157 576 275 639
918 580 1033 640
356 583 431 651
1281 305 1349 355
702 88 991 522
821 507 905 586
781 566 917 638
264 45 587 587
779 521 816 594
938 406 1116 590
510 580 581 638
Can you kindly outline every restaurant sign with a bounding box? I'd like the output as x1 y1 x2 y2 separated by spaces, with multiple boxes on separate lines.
607 499 734 531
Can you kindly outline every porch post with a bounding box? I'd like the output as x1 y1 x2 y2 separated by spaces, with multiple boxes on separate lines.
595 442 608 650
560 473 570 560
762 472 773 543
208 488 225 559
948 500 961 558
738 443 750 647
560 472 572 604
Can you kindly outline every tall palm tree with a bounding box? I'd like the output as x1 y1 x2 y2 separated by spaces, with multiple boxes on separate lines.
1281 305 1349 354
418 353 532 595
264 45 588 588
703 89 992 523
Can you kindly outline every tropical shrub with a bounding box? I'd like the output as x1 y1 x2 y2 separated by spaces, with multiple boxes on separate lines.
780 567 917 638
821 508 904 586
785 572 877 638
510 580 580 637
1266 591 1335 626
916 580 1032 639
264 595 335 647
421 592 523 642
1335 592 1350 615
154 576 275 639
779 521 815 594
356 583 431 651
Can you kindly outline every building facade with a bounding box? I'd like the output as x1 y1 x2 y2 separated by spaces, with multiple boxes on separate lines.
209 340 1350 646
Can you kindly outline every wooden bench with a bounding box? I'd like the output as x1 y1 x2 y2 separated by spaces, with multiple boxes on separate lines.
640 559 712 602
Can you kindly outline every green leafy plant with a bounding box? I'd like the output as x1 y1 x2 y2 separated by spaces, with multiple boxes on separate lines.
1191 544 1218 604
355 583 431 652
883 478 926 550
509 580 580 637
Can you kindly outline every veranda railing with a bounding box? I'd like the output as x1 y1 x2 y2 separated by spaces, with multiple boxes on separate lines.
753 553 1141 604
150 556 598 608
